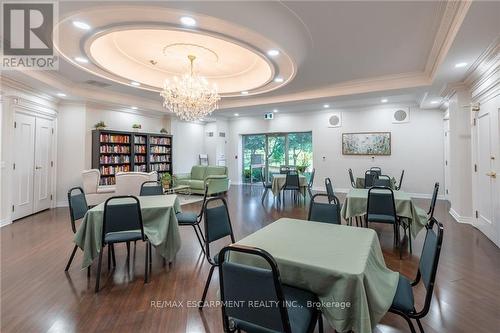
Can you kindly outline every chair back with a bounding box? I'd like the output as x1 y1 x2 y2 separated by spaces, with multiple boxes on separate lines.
366 187 396 222
348 168 356 187
369 167 382 176
308 168 315 189
417 217 444 316
67 187 89 233
140 181 163 196
218 245 291 333
279 165 289 174
373 175 391 188
284 170 300 189
364 170 378 188
102 196 144 244
324 177 337 203
260 166 268 187
203 197 235 259
428 182 439 219
396 170 405 190
308 194 341 224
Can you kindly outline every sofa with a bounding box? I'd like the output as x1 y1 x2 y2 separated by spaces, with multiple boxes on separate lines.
175 165 229 195
81 169 157 206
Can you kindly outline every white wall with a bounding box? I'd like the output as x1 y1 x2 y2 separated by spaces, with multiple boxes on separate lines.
171 119 206 174
226 106 445 197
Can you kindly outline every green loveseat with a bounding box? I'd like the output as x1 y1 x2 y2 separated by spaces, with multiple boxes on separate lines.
175 165 229 195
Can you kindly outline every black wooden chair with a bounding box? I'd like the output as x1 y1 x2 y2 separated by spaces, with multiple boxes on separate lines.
308 193 341 224
95 196 151 292
176 185 209 253
366 187 403 258
140 181 163 196
261 166 273 203
364 170 379 188
281 170 301 205
65 187 90 275
395 170 405 190
199 197 236 309
307 168 316 198
428 182 439 220
388 218 444 333
348 168 357 188
218 245 324 333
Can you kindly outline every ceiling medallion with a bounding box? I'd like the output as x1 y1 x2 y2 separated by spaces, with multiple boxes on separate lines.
160 55 220 121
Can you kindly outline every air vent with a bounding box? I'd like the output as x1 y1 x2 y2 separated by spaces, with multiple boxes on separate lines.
208 132 214 137
219 132 226 138
392 108 410 124
328 113 342 128
84 80 112 88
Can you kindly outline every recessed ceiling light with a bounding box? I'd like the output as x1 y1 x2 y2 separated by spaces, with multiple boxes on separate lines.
381 99 388 103
455 62 468 68
130 81 141 87
323 104 330 108
57 92 66 97
267 49 280 57
180 16 196 27
274 77 284 83
234 113 239 116
74 56 88 63
241 91 249 95
273 109 279 113
72 21 91 30
131 106 138 110
430 100 440 104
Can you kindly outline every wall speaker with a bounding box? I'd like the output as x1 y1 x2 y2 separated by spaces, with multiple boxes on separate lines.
392 108 410 124
328 113 342 128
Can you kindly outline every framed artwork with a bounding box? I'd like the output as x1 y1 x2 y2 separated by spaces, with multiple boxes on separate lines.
342 132 391 155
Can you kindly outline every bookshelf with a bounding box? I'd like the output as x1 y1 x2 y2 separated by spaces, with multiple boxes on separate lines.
92 130 173 185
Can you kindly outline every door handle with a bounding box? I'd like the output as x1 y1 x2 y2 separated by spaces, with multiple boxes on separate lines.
35 166 42 170
486 172 496 178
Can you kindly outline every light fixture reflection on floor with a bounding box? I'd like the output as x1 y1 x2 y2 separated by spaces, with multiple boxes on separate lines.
161 55 220 121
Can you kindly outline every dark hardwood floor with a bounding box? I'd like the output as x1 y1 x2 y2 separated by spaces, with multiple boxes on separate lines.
1 185 499 332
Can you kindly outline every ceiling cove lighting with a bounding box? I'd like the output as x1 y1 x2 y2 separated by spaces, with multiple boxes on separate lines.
273 109 279 113
74 56 88 63
56 93 66 97
323 104 330 108
274 77 284 83
381 99 388 103
72 21 91 30
180 16 196 27
455 62 468 68
241 91 249 95
267 49 280 57
130 81 141 87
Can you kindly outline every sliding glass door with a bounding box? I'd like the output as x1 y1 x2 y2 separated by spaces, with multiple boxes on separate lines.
242 132 312 184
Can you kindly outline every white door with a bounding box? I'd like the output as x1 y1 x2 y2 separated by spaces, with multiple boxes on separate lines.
473 109 498 245
12 113 36 220
33 117 53 213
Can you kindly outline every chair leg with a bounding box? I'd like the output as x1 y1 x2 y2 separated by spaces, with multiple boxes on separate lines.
317 312 324 333
149 242 152 275
126 241 130 259
111 244 116 267
87 266 91 277
409 224 413 254
261 188 268 203
401 314 417 333
65 245 78 271
192 225 206 254
144 241 149 284
416 318 424 333
107 245 111 270
199 265 216 310
95 248 104 293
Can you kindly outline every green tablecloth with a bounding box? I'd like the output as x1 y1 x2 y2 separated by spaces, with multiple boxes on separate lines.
271 174 307 195
232 218 398 333
341 188 428 237
74 195 182 269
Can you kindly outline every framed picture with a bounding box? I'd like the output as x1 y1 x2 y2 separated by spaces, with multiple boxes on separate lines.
342 132 391 155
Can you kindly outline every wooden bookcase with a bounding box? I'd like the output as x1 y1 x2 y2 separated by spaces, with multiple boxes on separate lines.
92 129 173 185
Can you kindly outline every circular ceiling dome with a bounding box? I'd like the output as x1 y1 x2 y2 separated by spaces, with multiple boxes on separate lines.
88 28 273 95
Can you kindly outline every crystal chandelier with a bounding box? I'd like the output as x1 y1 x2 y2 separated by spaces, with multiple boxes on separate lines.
160 55 220 121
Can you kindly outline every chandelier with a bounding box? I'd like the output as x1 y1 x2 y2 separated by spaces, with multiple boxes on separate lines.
160 55 220 121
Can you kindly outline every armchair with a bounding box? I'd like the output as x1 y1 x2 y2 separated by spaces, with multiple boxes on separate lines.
81 169 116 206
175 165 229 195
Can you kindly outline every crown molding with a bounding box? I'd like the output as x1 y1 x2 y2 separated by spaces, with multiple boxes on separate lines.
424 1 472 80
0 76 58 104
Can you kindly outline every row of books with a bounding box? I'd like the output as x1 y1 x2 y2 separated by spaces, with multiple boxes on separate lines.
99 177 116 186
100 134 130 143
150 137 171 145
135 155 146 163
134 165 147 172
150 146 171 154
150 155 170 163
100 165 130 176
134 145 146 154
100 145 131 153
100 155 130 164
149 163 170 172
134 136 146 144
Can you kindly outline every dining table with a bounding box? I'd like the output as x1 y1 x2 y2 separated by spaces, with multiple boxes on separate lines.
74 194 182 269
231 218 399 333
270 174 308 196
341 188 428 237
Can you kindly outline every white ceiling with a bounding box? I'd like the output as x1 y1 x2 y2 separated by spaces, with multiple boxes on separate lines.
3 1 499 118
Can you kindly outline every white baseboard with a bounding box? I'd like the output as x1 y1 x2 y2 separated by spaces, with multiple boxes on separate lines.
0 218 12 228
449 208 474 224
56 201 68 208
